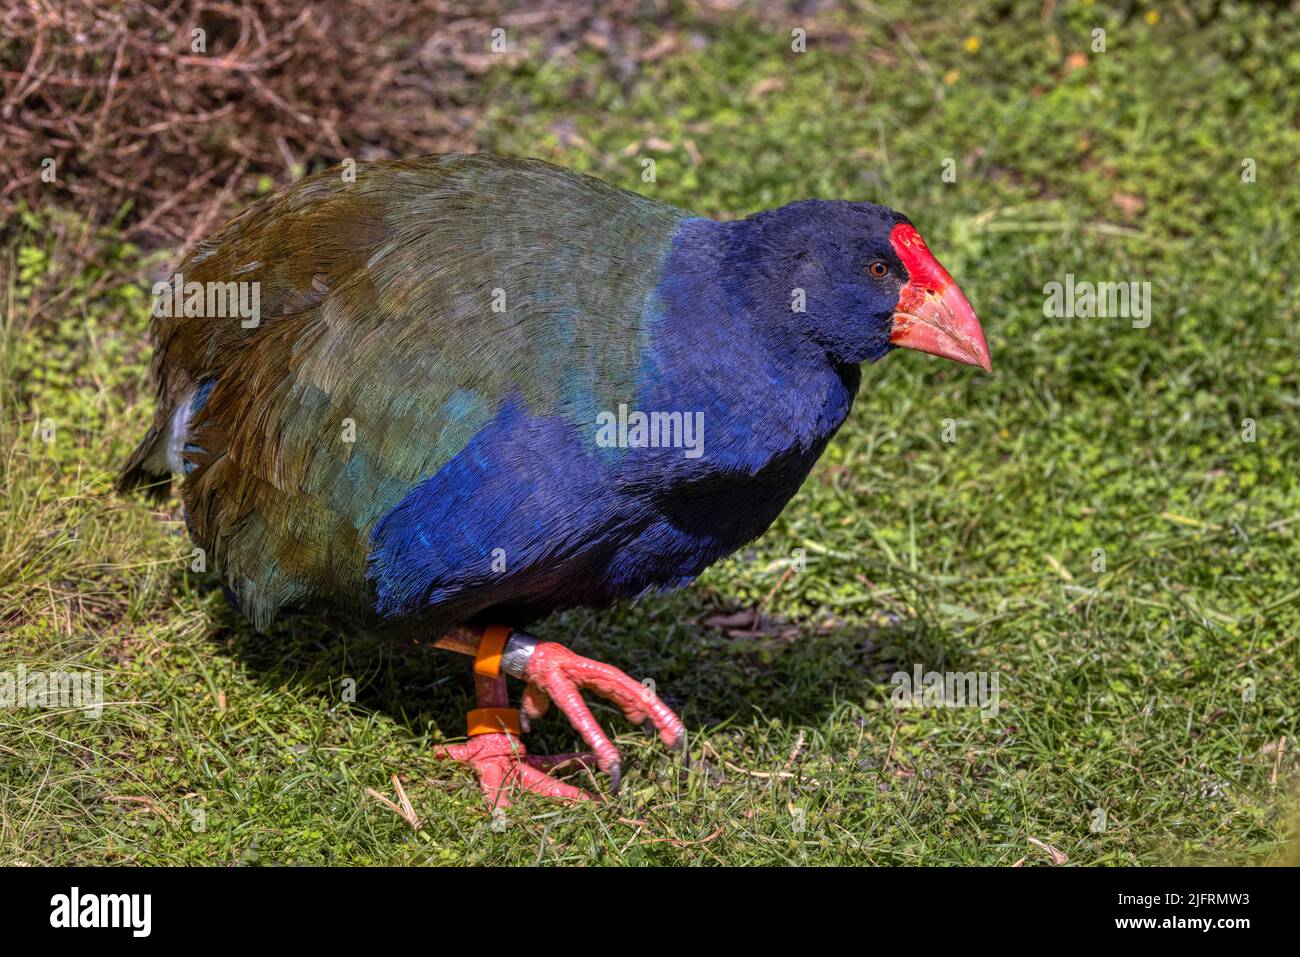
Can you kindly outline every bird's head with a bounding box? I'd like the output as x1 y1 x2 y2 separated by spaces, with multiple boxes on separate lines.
725 200 991 372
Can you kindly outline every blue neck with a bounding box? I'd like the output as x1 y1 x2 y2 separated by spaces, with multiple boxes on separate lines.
637 217 859 473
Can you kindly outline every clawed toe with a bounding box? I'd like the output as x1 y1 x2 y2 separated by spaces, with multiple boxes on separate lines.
522 640 688 793
435 732 593 807
433 629 689 808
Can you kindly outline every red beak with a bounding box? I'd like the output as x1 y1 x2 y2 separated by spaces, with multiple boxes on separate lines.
887 223 991 373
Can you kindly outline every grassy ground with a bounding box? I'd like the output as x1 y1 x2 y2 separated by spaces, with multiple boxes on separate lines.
2 1 1298 865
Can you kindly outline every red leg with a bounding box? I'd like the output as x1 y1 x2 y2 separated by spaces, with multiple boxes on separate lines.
429 627 688 805
433 672 595 807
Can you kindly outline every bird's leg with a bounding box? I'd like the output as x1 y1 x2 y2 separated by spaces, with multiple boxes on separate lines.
428 625 687 804
516 639 687 794
431 668 592 808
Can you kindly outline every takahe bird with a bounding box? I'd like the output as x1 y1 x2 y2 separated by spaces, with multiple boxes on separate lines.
119 153 990 806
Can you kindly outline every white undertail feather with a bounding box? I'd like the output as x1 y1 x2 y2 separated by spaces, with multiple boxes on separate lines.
142 387 197 476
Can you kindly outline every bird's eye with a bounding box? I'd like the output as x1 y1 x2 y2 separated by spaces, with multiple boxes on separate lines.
866 261 889 279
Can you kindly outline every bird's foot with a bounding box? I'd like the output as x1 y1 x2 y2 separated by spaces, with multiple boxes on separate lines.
433 733 596 808
428 627 687 807
520 641 687 795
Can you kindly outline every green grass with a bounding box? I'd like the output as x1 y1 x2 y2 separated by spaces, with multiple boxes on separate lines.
2 0 1298 865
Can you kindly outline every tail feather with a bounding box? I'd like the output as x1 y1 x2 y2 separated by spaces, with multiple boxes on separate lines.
118 379 207 501
116 426 175 502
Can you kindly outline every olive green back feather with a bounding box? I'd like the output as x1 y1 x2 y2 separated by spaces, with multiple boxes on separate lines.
131 154 686 628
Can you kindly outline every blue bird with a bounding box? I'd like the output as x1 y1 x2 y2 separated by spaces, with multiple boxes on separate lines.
119 154 990 804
